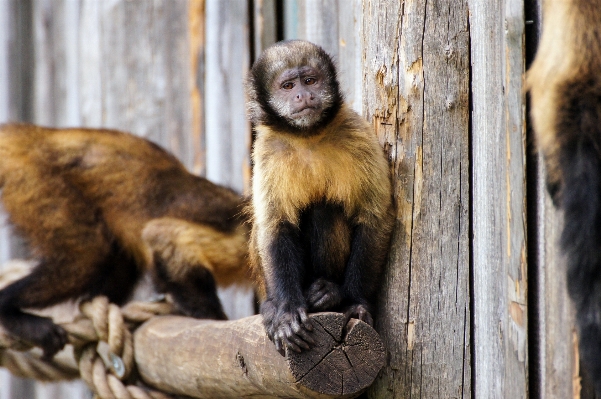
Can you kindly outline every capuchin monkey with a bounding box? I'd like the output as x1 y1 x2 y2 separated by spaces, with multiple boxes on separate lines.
247 40 394 354
0 124 250 360
527 0 601 393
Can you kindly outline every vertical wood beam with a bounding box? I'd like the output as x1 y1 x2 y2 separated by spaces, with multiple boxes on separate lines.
362 0 471 397
470 0 528 396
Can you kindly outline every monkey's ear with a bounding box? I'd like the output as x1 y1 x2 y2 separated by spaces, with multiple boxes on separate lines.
245 79 262 126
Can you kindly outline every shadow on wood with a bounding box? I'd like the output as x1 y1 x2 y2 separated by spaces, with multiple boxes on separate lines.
134 312 385 398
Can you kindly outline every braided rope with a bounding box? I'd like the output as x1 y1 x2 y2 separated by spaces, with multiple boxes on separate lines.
0 261 176 399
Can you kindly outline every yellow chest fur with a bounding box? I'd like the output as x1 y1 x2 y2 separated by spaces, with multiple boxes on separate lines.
252 128 379 226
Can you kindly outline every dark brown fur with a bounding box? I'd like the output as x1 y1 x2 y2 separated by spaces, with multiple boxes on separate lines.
527 0 601 392
0 123 250 359
247 40 394 353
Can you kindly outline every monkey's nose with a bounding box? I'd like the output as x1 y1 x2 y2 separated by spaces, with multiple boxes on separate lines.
296 90 312 101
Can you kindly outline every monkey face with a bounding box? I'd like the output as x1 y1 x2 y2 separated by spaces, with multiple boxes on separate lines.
269 66 333 129
247 40 343 134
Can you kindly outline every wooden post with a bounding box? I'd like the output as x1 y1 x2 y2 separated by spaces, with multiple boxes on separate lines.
470 0 528 397
362 0 471 397
135 313 385 399
252 0 278 57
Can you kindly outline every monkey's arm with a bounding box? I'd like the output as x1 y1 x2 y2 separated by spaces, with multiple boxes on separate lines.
258 222 315 354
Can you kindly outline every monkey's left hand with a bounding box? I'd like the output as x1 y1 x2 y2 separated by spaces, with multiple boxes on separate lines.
343 304 374 327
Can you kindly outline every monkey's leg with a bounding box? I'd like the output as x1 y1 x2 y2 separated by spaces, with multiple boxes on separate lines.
0 173 132 358
142 218 229 320
0 244 124 359
0 272 68 360
300 201 350 312
555 83 601 394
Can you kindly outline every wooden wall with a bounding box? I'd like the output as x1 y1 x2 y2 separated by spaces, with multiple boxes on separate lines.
0 0 586 398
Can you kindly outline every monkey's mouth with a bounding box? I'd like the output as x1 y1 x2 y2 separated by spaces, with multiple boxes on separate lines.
292 106 317 116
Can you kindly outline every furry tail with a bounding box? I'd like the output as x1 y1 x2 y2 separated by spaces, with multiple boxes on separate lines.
560 133 601 389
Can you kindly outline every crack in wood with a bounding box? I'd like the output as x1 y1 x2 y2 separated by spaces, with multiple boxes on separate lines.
236 351 248 376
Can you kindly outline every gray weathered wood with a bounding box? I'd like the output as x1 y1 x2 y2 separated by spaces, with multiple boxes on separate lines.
205 0 254 320
205 0 251 194
529 3 583 396
0 0 9 124
470 0 528 397
135 313 385 399
362 0 471 397
253 0 278 57
534 153 579 399
283 0 339 58
336 0 362 113
0 2 25 397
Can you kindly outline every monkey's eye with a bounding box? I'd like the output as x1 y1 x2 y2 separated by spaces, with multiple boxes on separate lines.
304 77 317 85
282 82 295 90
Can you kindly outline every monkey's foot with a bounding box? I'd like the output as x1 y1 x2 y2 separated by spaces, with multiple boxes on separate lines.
260 299 314 355
343 304 373 327
304 278 342 311
1 312 68 360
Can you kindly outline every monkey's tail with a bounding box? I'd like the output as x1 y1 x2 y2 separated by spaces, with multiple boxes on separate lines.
559 125 601 389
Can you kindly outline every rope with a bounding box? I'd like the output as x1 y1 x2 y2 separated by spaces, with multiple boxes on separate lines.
71 296 174 399
0 266 176 399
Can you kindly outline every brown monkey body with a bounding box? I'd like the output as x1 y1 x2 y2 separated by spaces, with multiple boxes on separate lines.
527 0 601 392
247 40 393 353
0 123 250 358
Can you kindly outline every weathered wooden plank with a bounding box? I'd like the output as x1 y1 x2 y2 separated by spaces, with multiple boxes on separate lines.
336 0 362 113
526 2 584 396
205 0 254 320
32 0 81 127
470 0 528 396
282 0 339 58
4 0 33 123
253 0 278 57
189 0 206 176
93 0 195 167
205 0 250 194
533 154 578 399
0 0 11 280
362 0 471 397
0 0 9 124
0 0 35 262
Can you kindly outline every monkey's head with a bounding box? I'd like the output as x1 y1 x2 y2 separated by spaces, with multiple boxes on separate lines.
247 40 343 134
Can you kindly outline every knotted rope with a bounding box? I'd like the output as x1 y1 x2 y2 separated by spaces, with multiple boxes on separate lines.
0 261 176 399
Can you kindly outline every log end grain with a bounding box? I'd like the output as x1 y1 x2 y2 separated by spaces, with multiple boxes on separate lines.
287 313 386 397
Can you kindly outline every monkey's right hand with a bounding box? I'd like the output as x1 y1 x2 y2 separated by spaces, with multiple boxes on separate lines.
260 299 315 355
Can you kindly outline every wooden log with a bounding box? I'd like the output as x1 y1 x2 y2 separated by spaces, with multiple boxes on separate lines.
134 312 385 399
